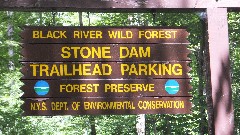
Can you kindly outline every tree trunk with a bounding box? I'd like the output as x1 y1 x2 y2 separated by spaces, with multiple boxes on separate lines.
89 116 96 135
204 15 215 135
136 114 145 135
164 115 171 134
79 12 83 26
7 11 14 71
198 17 207 135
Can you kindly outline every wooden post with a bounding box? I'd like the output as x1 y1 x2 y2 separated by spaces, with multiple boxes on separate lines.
136 114 145 135
206 8 234 135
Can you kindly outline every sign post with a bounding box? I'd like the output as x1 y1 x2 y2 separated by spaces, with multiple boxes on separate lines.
20 26 192 115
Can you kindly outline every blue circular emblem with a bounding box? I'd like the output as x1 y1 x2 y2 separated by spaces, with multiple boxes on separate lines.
34 80 50 96
165 80 180 95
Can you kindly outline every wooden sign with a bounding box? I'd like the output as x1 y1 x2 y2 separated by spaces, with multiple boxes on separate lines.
21 97 192 115
20 26 192 115
21 79 192 98
21 61 191 79
20 26 189 44
21 44 190 62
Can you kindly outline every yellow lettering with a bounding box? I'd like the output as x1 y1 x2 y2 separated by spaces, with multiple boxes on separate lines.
91 47 101 58
72 64 82 75
82 64 91 75
30 102 47 111
172 64 182 75
32 31 67 39
40 64 49 76
47 31 53 38
121 64 129 75
102 64 112 75
162 64 171 75
130 47 138 58
138 100 185 110
92 64 102 75
138 31 144 38
120 47 150 58
102 47 111 58
30 64 112 77
60 46 112 59
73 31 102 39
42 102 47 110
120 63 183 76
138 64 148 75
50 64 60 76
64 64 72 76
120 47 129 58
129 64 138 75
51 102 68 110
96 31 103 38
104 84 155 93
32 31 39 38
108 31 133 39
74 31 80 38
84 101 135 110
60 31 67 38
30 64 39 76
71 102 81 110
81 47 91 58
148 64 158 75
71 47 80 58
138 30 178 39
139 47 150 57
61 47 71 58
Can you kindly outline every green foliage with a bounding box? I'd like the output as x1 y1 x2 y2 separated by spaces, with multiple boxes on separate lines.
0 70 35 134
96 115 136 134
228 12 240 135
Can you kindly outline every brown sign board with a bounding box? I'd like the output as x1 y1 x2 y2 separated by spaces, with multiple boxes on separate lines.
21 61 190 79
21 97 192 115
0 0 240 12
21 44 190 62
20 26 192 115
21 79 192 98
21 26 189 44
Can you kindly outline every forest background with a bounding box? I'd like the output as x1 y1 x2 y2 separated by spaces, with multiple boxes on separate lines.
0 11 239 135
